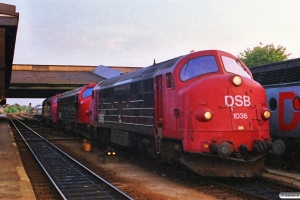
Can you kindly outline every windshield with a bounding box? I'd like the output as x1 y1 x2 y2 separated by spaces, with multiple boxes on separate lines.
82 88 93 98
180 56 218 81
222 56 251 79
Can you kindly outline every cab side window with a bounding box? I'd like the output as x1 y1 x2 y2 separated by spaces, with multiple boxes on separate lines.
166 73 174 88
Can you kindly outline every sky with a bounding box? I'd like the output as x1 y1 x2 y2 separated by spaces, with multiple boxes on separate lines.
2 0 300 106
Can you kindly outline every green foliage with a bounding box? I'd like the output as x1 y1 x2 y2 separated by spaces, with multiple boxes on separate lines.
238 43 291 67
3 104 28 114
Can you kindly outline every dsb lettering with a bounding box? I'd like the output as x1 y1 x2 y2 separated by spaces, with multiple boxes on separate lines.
224 95 251 107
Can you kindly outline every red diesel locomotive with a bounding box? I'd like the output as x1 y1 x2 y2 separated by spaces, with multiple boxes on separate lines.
42 94 60 125
88 50 285 177
42 96 54 124
57 83 96 136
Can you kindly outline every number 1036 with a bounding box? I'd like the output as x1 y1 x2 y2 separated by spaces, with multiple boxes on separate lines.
233 113 248 119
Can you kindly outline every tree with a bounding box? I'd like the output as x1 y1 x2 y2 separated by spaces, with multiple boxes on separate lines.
4 106 18 113
238 43 291 67
3 104 27 113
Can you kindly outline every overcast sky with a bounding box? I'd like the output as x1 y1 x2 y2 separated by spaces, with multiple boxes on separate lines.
3 0 300 106
3 0 300 67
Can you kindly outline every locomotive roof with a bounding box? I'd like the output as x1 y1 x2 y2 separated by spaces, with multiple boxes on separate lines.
99 55 184 88
250 57 300 86
59 86 85 99
59 83 96 99
42 95 54 105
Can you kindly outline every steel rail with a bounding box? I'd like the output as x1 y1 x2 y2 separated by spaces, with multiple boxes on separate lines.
209 177 300 200
9 117 133 200
9 117 67 199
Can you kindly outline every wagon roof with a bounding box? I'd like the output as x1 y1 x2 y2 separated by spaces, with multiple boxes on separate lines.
250 57 300 86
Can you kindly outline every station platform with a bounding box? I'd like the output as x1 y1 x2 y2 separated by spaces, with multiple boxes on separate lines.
0 114 36 199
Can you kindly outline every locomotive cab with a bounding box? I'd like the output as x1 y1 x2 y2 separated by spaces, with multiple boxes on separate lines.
153 50 284 176
58 83 96 134
174 52 284 157
50 94 60 125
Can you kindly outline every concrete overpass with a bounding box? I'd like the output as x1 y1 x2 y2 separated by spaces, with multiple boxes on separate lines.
8 64 140 98
0 3 19 104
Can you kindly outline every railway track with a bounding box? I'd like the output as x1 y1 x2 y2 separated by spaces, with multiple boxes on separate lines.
112 143 300 200
9 116 133 200
12 115 300 199
209 176 300 200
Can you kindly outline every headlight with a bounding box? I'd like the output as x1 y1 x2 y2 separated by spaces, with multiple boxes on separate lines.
232 75 242 86
204 111 212 121
194 108 213 122
262 109 271 120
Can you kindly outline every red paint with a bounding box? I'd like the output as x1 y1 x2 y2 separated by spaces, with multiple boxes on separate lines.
279 92 300 131
293 96 300 111
50 94 60 123
76 83 96 124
